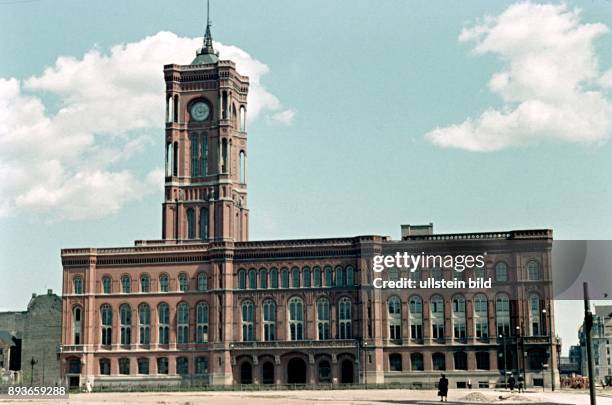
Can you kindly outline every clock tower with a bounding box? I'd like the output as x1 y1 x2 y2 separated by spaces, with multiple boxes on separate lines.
161 15 249 242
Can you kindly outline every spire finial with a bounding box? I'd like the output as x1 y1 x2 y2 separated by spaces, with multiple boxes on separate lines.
192 0 219 64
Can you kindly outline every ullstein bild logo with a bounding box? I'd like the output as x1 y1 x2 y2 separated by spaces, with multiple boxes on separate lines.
371 252 491 289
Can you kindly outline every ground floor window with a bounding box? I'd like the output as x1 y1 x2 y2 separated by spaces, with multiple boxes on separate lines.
196 357 208 375
138 358 149 375
411 353 424 371
177 357 189 375
157 357 168 374
118 358 130 375
99 359 110 375
476 351 490 370
432 352 446 371
318 360 331 383
389 353 402 371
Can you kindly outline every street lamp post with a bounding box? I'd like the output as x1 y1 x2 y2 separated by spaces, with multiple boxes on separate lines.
29 357 37 386
500 334 507 389
363 341 368 388
515 325 522 387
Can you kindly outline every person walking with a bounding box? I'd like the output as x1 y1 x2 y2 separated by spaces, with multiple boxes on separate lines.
508 376 516 393
438 374 449 402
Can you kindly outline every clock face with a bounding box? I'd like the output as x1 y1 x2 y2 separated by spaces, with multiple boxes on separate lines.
190 102 210 121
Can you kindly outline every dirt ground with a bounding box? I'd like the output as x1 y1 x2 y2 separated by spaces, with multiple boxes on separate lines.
1 389 611 405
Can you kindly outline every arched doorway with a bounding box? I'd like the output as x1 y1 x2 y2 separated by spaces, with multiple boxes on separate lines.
262 361 275 385
340 359 354 384
287 357 307 384
240 362 252 384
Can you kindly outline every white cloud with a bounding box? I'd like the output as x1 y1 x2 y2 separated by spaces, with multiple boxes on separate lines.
425 3 612 152
0 32 292 220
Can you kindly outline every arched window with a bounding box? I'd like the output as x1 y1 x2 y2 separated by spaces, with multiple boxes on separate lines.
159 274 169 292
166 95 173 123
121 275 131 293
191 134 199 177
157 357 168 374
187 208 195 239
527 260 540 281
530 294 541 336
388 296 401 340
432 352 446 370
178 273 189 292
238 269 246 289
165 142 172 176
476 351 490 370
263 299 276 341
177 303 189 344
431 295 444 340
173 94 179 123
474 294 489 340
496 294 511 336
72 306 82 344
409 296 423 340
201 135 208 176
452 295 466 339
139 304 150 345
140 274 150 293
99 358 111 375
291 267 300 288
119 358 130 375
260 269 268 289
242 300 254 341
454 351 468 370
197 272 208 291
432 268 443 281
200 207 209 241
388 268 399 282
346 266 354 286
313 267 322 287
248 269 257 289
335 266 345 287
101 304 112 345
102 276 111 294
196 302 209 343
318 360 331 383
495 262 508 282
324 266 333 287
120 304 132 346
288 297 304 340
196 357 208 375
389 353 402 371
302 267 311 288
138 358 149 375
173 141 178 176
270 268 279 289
239 151 246 183
158 303 170 344
411 353 424 371
281 268 289 289
221 138 228 173
177 357 189 375
317 298 330 340
338 297 352 339
474 266 486 279
73 277 83 294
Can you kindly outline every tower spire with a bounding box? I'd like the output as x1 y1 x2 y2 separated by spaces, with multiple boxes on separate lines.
192 0 219 64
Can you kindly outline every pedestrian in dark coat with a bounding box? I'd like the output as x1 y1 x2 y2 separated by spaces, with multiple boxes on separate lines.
508 376 516 392
438 374 449 402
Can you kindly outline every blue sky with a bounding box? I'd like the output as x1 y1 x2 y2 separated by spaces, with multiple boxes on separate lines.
1 0 612 353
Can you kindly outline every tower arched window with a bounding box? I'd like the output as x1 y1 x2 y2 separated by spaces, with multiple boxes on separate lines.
239 106 246 132
139 303 150 345
201 135 208 176
338 297 352 339
474 294 489 340
190 134 199 177
346 266 354 286
248 269 257 289
239 151 246 183
140 274 150 293
178 273 189 292
173 94 179 123
431 295 444 340
166 95 173 123
166 142 173 176
496 294 511 336
291 267 300 288
221 138 228 173
527 260 541 280
158 303 170 345
238 269 246 290
288 297 304 341
270 268 278 289
101 304 112 346
262 299 276 341
317 298 330 340
173 141 178 176
259 269 268 289
102 276 111 294
281 268 289 289
409 296 423 340
120 304 132 346
177 302 189 344
187 208 195 239
335 266 345 287
324 266 333 287
388 296 401 340
530 294 541 336
200 207 209 241
495 262 508 282
73 277 83 295
452 295 466 339
159 274 169 292
73 306 82 345
241 300 254 341
197 272 208 291
196 302 209 343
